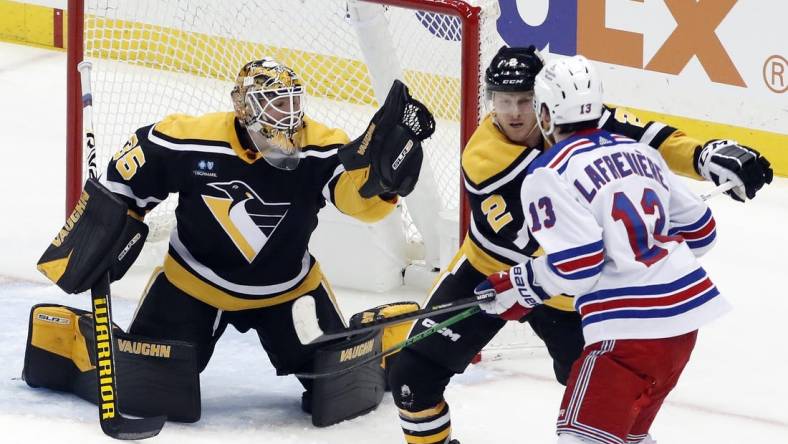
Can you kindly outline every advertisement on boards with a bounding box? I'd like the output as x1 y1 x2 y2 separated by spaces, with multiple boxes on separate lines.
495 0 786 157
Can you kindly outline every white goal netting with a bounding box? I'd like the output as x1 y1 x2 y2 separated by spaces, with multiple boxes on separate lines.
80 0 499 250
74 0 538 353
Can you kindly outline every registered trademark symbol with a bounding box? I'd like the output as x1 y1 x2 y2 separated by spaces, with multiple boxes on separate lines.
763 55 788 93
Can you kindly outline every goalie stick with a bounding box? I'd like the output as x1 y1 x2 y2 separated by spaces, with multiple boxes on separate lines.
78 60 167 440
293 291 495 345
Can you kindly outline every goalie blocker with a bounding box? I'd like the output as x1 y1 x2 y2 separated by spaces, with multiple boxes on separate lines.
36 178 148 294
23 304 201 422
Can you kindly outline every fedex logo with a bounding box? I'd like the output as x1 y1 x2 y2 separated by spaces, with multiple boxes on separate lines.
497 0 745 87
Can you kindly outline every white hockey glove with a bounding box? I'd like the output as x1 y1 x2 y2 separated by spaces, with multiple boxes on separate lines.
473 262 549 321
697 139 773 202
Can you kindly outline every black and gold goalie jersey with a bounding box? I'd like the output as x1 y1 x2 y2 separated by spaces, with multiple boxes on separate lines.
102 112 396 310
460 106 704 312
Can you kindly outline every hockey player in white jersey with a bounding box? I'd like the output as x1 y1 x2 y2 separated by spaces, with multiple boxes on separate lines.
474 55 731 444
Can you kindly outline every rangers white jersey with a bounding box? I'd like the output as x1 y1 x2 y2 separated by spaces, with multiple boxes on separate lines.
519 129 730 345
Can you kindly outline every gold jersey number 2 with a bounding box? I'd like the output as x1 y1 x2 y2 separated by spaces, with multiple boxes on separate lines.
481 194 513 233
113 134 146 180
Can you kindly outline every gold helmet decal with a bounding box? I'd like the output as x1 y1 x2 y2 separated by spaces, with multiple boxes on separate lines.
231 58 306 170
231 57 305 138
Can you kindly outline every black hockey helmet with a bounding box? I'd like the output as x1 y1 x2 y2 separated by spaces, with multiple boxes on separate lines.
485 45 544 95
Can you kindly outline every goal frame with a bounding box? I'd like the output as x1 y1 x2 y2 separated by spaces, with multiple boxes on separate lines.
65 0 480 239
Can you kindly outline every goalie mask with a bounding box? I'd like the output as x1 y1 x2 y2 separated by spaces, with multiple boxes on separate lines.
232 58 305 170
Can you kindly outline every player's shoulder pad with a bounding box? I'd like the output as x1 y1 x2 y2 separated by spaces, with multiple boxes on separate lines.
527 129 633 175
462 114 533 186
152 112 236 145
600 105 679 149
298 116 351 153
605 105 645 128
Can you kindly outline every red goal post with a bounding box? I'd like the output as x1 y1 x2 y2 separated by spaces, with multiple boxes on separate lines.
64 0 538 354
65 0 493 239
64 0 511 295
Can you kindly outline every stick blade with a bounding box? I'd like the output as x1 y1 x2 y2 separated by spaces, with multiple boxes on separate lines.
101 414 166 440
292 295 324 345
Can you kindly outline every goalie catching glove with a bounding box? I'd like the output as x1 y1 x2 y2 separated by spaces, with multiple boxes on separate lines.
338 79 435 198
697 139 773 202
474 262 551 321
37 178 148 293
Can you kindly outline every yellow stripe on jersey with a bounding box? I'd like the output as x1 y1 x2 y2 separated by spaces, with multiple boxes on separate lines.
298 116 350 148
154 112 244 150
151 113 350 164
609 104 788 177
229 115 349 164
460 236 510 276
461 114 530 186
163 254 325 310
543 294 574 311
658 130 703 180
331 168 397 223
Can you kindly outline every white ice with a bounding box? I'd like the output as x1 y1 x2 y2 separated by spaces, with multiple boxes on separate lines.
1 42 786 443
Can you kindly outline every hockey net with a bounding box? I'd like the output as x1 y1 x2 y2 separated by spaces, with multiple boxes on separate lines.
65 0 538 355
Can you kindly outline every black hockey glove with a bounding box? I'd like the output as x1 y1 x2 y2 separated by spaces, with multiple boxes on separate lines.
338 80 435 198
696 139 773 202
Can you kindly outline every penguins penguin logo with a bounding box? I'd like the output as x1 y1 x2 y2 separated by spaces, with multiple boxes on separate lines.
202 180 289 263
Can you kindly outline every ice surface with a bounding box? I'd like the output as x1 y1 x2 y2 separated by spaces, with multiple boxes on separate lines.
1 42 786 443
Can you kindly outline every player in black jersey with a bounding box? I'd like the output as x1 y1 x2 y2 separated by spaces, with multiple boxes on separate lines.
120 58 434 421
32 57 434 425
387 46 773 444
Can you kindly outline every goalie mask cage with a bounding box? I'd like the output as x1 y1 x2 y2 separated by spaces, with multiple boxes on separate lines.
66 0 538 354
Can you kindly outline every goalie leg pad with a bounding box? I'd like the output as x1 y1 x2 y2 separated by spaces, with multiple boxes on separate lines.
349 301 420 370
23 304 201 422
309 330 386 427
37 178 148 294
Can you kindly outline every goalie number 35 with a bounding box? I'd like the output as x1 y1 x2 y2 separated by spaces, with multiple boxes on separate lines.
113 134 146 180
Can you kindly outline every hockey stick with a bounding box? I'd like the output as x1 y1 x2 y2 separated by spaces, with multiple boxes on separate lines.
294 306 482 379
78 60 167 440
700 181 737 201
293 291 495 345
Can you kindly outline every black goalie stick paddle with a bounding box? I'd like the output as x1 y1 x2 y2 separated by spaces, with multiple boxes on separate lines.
90 273 167 439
